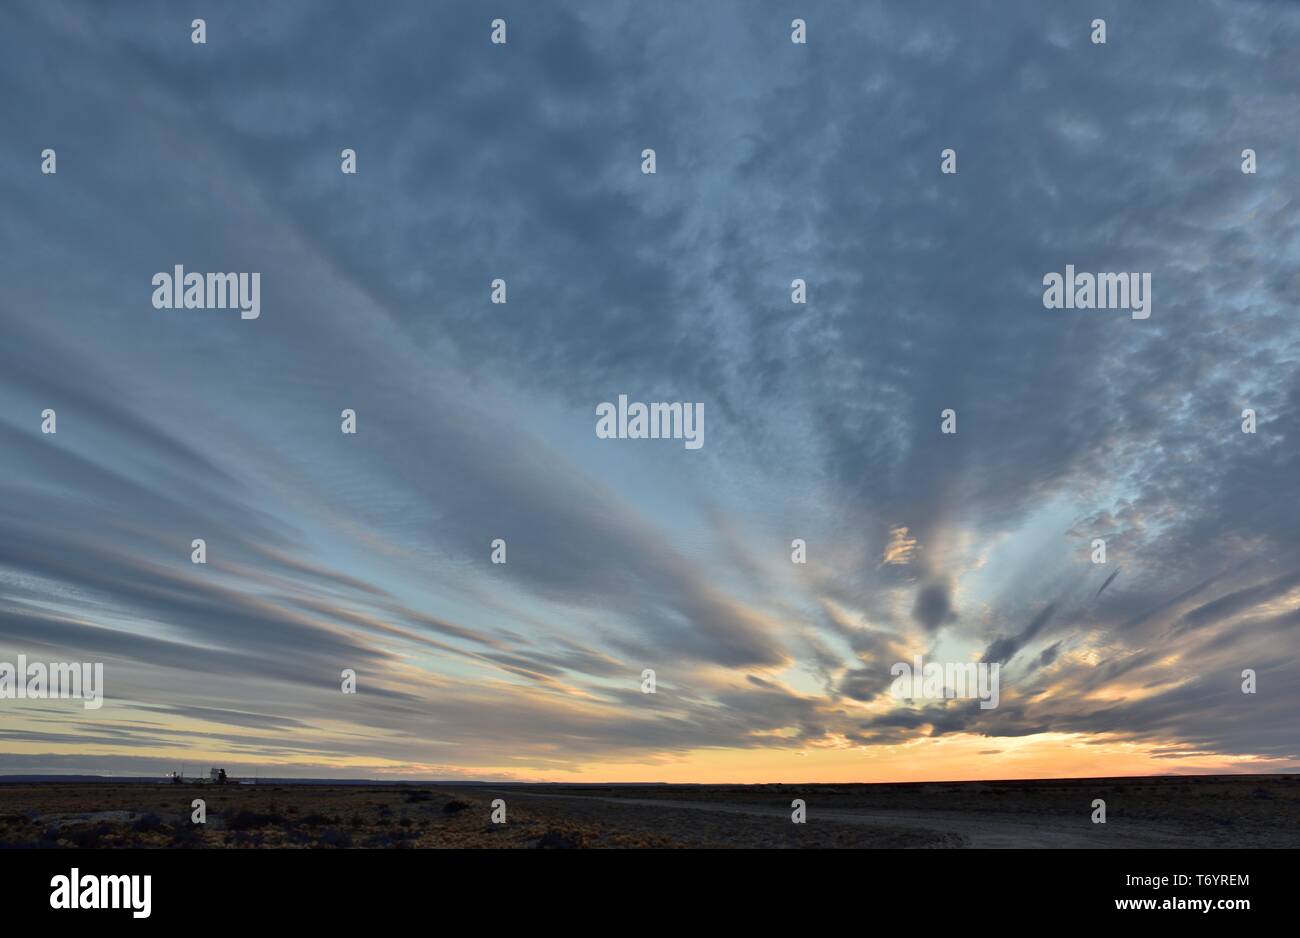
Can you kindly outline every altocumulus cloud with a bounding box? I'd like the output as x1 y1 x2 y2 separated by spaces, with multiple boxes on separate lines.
0 0 1297 778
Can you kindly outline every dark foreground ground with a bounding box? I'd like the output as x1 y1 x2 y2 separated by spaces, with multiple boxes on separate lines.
0 774 1295 848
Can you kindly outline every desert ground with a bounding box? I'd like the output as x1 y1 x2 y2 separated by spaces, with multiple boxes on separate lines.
0 774 1295 849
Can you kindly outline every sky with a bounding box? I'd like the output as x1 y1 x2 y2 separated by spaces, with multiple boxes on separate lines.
1 0 1298 783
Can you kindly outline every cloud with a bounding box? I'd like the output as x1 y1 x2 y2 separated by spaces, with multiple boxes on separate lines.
881 525 919 566
912 580 957 633
0 0 1297 779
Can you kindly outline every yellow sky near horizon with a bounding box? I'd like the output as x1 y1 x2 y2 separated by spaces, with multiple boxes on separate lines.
9 729 1275 784
465 733 1286 784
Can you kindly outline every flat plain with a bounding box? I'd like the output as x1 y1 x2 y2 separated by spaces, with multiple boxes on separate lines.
0 774 1294 849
